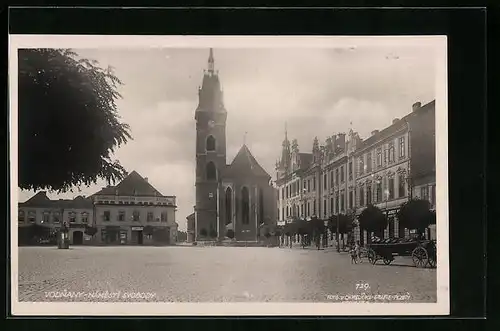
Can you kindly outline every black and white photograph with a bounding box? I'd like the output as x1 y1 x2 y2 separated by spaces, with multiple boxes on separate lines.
10 35 449 316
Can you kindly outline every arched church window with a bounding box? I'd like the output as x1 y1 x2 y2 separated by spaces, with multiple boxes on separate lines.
206 162 217 181
206 135 216 152
259 188 264 224
242 187 250 225
225 187 232 225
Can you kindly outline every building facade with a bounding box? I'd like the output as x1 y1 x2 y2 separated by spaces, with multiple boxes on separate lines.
92 171 178 245
18 192 94 245
193 49 276 242
275 100 436 244
19 171 178 246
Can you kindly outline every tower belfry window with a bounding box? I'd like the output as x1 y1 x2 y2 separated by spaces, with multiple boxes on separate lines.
206 135 216 151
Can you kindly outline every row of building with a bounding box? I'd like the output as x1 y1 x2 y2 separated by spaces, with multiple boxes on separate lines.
275 100 436 244
18 171 179 245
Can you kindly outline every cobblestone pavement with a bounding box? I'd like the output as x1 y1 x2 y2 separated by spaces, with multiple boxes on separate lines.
17 246 436 302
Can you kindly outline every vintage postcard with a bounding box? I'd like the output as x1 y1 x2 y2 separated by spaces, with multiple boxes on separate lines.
9 35 449 316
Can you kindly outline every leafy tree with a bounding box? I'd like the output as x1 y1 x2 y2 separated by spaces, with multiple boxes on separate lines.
337 214 354 234
310 216 325 249
397 198 434 233
226 229 235 239
358 204 388 242
18 48 132 193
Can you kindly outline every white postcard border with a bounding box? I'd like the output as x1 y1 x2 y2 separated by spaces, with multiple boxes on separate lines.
9 35 449 316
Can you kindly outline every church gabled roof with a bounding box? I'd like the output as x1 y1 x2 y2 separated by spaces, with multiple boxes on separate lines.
224 144 271 179
93 170 164 197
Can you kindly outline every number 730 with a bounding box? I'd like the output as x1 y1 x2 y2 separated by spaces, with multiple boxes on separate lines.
356 283 370 290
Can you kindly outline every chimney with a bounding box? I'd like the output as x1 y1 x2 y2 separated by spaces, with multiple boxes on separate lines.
371 130 380 136
392 118 400 124
144 177 148 183
412 102 422 112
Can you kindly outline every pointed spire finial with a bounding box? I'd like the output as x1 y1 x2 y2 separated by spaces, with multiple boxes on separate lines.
285 122 288 140
208 48 215 73
244 131 248 145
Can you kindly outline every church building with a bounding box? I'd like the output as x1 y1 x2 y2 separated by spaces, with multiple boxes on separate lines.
193 49 277 242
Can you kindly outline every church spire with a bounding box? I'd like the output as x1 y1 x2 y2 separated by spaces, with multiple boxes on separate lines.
279 122 291 170
208 48 215 73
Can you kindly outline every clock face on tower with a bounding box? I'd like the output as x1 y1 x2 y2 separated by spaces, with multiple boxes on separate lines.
208 120 215 128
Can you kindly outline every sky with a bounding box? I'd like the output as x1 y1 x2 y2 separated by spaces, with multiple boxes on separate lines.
17 44 437 231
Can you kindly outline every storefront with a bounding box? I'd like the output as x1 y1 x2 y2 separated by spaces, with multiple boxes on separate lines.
101 226 125 245
131 226 144 245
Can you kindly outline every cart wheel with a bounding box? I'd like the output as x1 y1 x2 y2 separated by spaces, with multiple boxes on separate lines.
383 257 393 265
368 249 377 265
412 246 429 268
428 254 437 268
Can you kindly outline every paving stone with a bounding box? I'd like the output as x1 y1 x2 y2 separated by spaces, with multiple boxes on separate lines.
17 246 436 302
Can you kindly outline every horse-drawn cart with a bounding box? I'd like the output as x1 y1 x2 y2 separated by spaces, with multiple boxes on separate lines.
366 238 436 268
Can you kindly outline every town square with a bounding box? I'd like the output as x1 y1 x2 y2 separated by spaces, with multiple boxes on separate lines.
18 245 436 302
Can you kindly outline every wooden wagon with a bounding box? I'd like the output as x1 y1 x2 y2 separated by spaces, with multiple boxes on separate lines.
366 238 436 268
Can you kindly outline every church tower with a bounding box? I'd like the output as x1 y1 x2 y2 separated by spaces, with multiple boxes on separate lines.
194 48 227 240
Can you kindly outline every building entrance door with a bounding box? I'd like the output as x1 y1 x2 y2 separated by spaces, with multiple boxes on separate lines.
137 231 143 245
73 231 83 245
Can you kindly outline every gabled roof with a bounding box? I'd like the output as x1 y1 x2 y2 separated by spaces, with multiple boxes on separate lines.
22 191 51 207
224 144 271 179
20 192 93 209
93 170 164 197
